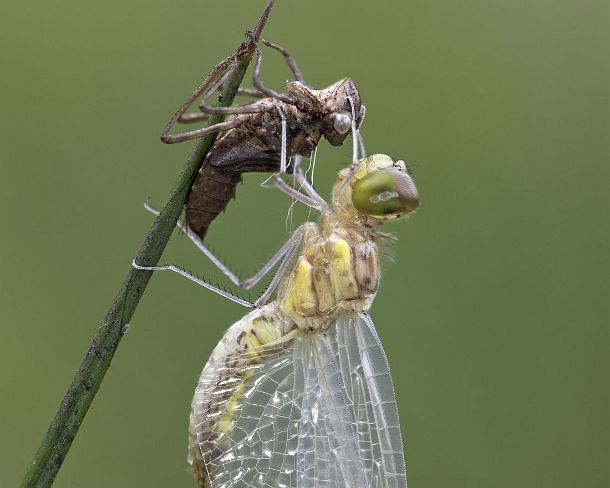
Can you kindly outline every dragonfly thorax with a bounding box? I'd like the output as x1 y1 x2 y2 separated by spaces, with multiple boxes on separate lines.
278 222 380 332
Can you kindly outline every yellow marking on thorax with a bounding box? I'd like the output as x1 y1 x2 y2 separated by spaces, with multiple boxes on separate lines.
303 238 334 312
328 236 359 301
280 257 317 324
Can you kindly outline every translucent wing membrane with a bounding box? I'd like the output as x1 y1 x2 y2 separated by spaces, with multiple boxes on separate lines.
191 312 407 488
333 314 407 488
296 336 370 487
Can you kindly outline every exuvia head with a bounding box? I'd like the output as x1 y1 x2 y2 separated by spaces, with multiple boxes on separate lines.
320 78 363 146
286 78 364 147
333 154 420 223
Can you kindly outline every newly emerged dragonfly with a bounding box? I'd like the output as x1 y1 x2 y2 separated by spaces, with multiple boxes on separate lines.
134 154 419 487
162 36 364 239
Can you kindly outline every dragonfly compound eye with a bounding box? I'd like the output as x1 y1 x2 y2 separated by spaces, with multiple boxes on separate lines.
352 170 420 216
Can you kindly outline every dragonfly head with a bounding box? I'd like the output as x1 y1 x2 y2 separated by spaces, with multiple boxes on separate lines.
333 154 419 223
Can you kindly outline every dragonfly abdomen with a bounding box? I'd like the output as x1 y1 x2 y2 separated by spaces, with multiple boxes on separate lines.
188 305 295 486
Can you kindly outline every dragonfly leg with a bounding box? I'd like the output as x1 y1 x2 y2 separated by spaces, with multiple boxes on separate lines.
178 66 235 122
195 89 278 117
160 113 253 144
333 96 367 196
276 105 288 173
249 35 294 104
131 260 254 308
190 36 296 118
273 175 327 211
215 38 305 101
160 54 237 143
160 51 276 140
357 104 367 156
144 202 299 290
238 234 298 289
231 87 265 98
131 223 308 308
259 38 305 83
292 156 329 207
253 224 308 307
348 95 362 167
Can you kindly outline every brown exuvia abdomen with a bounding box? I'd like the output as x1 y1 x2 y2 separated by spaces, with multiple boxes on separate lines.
185 164 243 239
183 108 314 239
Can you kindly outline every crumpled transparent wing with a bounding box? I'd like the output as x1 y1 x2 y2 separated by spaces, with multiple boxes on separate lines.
193 312 406 488
330 313 408 488
295 334 370 487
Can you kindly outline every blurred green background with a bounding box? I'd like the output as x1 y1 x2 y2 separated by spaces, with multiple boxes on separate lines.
1 0 609 486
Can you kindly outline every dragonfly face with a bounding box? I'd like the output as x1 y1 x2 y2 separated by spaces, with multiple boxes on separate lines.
351 159 420 218
333 154 420 225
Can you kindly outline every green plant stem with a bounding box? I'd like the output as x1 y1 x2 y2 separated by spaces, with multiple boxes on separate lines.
20 2 275 486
